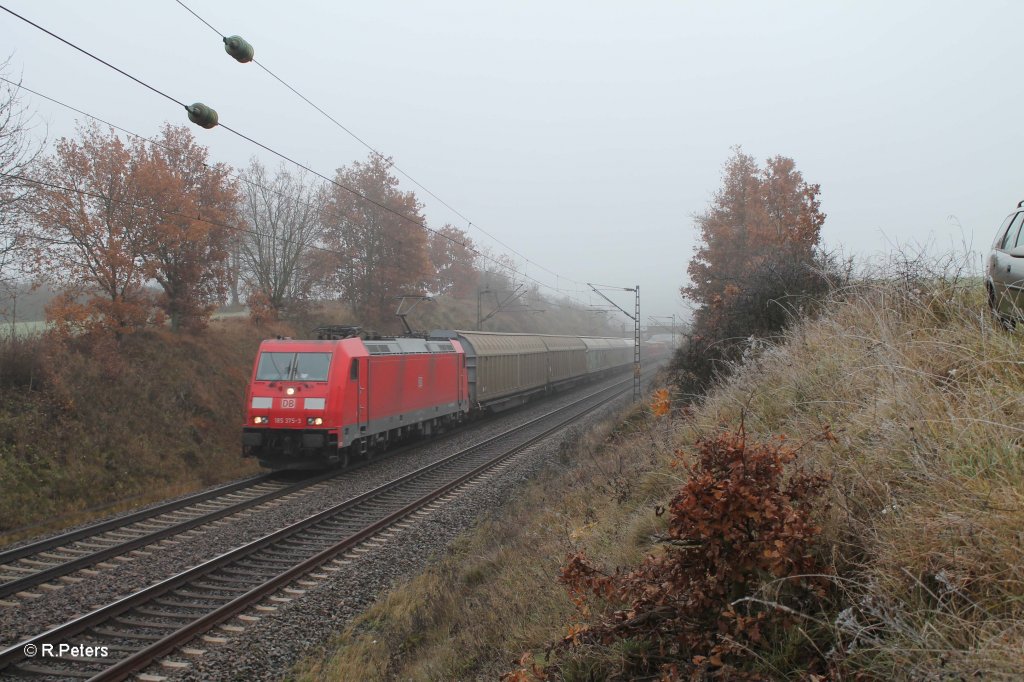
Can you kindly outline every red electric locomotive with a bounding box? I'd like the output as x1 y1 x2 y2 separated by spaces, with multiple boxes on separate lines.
243 326 468 469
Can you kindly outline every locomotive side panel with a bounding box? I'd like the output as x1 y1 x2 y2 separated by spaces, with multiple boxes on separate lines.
364 351 464 434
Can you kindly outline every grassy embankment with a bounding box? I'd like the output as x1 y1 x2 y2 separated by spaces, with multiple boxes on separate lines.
0 319 282 541
0 296 618 544
296 275 1024 679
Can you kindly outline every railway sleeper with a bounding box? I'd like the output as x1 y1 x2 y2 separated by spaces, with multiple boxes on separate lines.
112 616 178 630
251 547 308 560
217 566 275 579
153 597 210 611
171 588 235 601
90 626 167 641
191 580 251 593
14 661 99 678
233 556 297 568
134 606 198 620
197 570 270 583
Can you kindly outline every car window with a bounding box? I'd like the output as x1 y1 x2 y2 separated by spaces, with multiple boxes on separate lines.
1001 213 1024 250
994 214 1015 248
1012 213 1024 249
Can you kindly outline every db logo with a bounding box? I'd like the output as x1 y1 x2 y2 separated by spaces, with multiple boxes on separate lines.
281 398 296 409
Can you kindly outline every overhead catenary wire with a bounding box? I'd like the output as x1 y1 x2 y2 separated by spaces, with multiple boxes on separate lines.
2 170 344 261
0 77 356 258
0 4 600 310
171 0 588 291
0 5 185 110
6 76 598 311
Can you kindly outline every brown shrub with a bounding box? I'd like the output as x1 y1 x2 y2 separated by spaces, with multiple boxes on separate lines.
518 428 833 680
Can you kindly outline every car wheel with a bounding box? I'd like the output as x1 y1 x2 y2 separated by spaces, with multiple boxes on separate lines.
987 284 1014 329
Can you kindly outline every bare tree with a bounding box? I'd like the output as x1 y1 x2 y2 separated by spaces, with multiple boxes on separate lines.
238 160 327 314
0 59 45 320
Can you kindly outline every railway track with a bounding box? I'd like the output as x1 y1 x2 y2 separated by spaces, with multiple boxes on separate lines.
0 472 342 602
0 375 633 681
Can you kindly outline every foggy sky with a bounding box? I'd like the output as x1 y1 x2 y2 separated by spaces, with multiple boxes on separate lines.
2 0 1019 324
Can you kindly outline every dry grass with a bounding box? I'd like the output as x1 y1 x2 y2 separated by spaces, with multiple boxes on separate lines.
293 399 680 681
678 270 1024 678
0 318 290 539
296 259 1024 679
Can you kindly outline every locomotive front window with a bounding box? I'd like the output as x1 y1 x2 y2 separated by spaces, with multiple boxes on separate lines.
294 353 331 381
256 352 293 381
256 352 332 382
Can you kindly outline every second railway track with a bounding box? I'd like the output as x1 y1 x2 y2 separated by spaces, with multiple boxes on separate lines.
0 472 345 603
0 374 636 681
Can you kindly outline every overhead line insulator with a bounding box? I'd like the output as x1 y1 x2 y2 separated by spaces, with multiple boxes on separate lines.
186 103 219 129
224 35 254 63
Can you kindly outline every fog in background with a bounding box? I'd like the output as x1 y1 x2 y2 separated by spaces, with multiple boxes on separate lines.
2 0 1018 323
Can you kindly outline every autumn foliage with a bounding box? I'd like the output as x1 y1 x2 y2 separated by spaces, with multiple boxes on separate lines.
31 123 156 336
14 101 487 339
674 148 839 398
29 123 239 335
683 149 824 314
510 428 833 680
428 224 479 298
650 388 671 417
135 124 239 331
323 155 435 326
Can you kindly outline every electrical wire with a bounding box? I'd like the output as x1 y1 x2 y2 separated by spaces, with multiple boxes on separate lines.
171 0 588 289
0 5 599 311
2 170 343 260
0 76 354 258
0 4 185 110
0 77 598 311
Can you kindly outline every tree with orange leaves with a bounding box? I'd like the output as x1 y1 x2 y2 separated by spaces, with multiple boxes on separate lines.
673 148 833 397
30 122 154 336
682 147 827 339
322 154 432 326
135 124 239 331
683 148 825 312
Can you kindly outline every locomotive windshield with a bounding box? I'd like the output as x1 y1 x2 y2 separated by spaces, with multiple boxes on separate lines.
256 352 332 382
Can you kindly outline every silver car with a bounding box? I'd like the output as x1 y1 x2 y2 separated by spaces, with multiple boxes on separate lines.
987 201 1024 324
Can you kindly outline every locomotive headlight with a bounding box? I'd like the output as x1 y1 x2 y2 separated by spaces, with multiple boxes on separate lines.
314 417 323 426
253 416 267 424
286 387 295 396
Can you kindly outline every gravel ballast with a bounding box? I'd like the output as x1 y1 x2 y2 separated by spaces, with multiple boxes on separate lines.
171 391 635 681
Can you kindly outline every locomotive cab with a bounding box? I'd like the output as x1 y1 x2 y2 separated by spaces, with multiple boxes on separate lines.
243 333 471 470
242 338 368 469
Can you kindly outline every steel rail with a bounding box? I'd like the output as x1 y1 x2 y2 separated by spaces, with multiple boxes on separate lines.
0 474 273 564
0 471 349 601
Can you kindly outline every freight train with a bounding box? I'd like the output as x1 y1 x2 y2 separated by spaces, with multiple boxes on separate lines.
242 328 634 470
